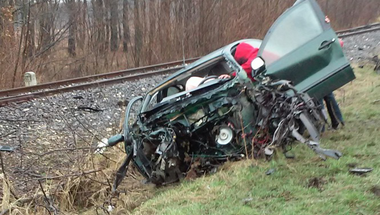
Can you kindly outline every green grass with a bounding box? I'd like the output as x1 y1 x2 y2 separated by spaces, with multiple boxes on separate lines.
132 67 380 215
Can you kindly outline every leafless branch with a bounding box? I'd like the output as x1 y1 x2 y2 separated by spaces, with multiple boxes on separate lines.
31 169 103 181
0 152 19 199
38 180 58 215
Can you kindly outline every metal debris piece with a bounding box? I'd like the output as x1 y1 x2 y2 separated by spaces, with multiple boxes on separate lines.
0 145 15 152
77 105 103 112
72 95 84 99
265 168 276 175
242 197 253 204
349 168 373 175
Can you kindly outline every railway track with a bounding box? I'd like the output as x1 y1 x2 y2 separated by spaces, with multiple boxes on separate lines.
1 22 379 107
0 58 199 106
337 22 380 38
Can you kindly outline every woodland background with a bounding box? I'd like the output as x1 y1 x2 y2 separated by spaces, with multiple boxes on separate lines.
0 0 379 89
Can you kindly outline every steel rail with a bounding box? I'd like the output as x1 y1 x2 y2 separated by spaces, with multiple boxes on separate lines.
338 27 380 38
336 22 380 34
0 57 199 98
0 67 184 106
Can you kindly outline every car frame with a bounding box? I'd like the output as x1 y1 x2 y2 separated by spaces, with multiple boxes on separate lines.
108 0 355 189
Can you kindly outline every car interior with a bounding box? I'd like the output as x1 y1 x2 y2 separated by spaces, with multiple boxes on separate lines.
145 57 237 111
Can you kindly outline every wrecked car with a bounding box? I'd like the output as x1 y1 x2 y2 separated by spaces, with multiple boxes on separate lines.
107 0 355 189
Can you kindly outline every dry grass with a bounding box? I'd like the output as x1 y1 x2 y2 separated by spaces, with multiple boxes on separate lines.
0 143 155 214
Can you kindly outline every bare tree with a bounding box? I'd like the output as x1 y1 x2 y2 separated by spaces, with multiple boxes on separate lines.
110 0 118 51
23 0 35 60
93 0 105 52
67 0 76 56
122 0 130 52
76 0 88 50
133 0 142 67
37 0 53 54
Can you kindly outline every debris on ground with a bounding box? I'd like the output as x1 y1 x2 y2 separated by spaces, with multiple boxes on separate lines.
242 196 253 204
0 145 15 152
349 167 373 175
265 168 276 175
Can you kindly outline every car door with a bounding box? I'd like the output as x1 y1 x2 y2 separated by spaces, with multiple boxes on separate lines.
257 0 355 99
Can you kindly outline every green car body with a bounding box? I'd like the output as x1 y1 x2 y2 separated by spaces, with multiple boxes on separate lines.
109 0 355 188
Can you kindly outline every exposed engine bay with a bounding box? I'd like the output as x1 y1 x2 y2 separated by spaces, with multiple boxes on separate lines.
126 76 257 185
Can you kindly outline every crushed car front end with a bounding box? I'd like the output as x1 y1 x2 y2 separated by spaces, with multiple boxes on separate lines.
124 52 260 185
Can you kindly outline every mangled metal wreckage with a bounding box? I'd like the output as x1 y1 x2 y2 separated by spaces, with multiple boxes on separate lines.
107 0 355 190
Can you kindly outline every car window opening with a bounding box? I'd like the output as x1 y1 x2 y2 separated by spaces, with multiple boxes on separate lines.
146 59 234 111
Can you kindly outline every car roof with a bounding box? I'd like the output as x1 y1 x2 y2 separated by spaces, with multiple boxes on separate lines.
149 39 262 94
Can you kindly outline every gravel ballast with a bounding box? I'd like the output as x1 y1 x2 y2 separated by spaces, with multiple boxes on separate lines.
0 73 169 194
